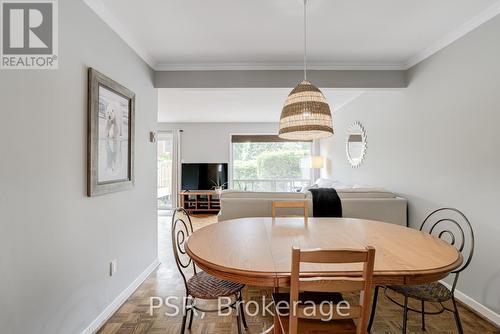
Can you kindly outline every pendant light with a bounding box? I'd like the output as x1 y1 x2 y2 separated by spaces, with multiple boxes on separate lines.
278 0 333 140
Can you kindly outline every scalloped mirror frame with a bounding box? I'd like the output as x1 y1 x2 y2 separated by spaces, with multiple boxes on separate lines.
346 121 367 168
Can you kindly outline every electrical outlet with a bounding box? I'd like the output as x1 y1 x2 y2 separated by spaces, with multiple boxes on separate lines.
110 259 118 276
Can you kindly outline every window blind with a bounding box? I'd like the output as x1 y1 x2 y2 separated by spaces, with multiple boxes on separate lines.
231 135 312 143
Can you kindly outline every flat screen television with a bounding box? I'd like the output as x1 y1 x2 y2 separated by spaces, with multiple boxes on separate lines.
181 163 228 191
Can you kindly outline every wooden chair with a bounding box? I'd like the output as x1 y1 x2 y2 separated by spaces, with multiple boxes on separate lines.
171 208 248 334
272 200 308 222
273 246 376 334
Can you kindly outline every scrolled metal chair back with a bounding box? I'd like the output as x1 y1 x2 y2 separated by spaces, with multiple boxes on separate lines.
420 208 474 291
171 207 196 293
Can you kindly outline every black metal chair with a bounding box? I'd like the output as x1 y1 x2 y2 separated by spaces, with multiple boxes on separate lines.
171 208 248 334
368 208 474 334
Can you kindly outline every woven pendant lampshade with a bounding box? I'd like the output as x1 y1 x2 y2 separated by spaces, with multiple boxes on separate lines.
278 0 333 140
278 80 333 140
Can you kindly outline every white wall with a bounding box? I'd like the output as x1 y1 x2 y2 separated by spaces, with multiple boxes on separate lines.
157 122 279 163
0 1 158 333
320 15 500 316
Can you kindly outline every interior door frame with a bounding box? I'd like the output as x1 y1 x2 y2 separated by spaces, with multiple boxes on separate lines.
157 131 175 209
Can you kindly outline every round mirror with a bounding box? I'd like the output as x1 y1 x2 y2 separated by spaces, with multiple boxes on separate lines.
346 121 367 168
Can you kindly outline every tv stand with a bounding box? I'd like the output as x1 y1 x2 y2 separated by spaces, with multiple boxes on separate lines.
178 190 221 214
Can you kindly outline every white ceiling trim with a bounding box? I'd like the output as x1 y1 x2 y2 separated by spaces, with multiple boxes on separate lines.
405 0 500 69
154 62 407 71
84 0 500 72
83 0 156 68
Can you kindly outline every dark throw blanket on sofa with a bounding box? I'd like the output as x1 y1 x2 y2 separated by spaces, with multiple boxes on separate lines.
309 188 342 217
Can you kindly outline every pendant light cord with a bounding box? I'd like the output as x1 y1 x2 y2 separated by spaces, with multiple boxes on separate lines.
303 0 307 81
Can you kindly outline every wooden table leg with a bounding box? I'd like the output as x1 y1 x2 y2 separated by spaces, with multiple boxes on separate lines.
273 314 280 333
259 284 281 334
272 284 280 334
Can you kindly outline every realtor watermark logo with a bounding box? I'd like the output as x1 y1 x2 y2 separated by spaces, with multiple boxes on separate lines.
149 296 353 322
0 0 58 69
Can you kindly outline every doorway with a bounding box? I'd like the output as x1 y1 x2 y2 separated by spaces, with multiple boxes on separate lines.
157 132 174 214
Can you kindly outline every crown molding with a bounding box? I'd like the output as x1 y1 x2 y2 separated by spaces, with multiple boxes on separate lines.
84 0 500 72
83 0 156 68
405 0 500 69
153 62 407 71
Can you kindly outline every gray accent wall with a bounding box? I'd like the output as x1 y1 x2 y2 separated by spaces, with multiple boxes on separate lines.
0 1 158 333
319 15 500 314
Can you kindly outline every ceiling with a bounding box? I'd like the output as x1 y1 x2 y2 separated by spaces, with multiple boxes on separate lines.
158 88 364 123
87 0 500 70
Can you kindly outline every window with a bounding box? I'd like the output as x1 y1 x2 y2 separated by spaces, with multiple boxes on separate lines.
231 135 313 192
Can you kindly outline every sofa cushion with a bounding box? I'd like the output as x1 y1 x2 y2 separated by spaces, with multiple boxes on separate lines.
314 178 336 187
222 188 394 199
221 191 306 199
335 187 395 198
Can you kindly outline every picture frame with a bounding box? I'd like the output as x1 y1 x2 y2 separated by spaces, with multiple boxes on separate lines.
87 68 135 196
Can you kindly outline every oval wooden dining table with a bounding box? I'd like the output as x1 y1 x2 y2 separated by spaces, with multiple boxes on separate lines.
186 217 462 288
186 217 462 334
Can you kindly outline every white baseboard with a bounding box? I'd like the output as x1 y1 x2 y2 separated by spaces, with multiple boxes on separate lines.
81 259 161 334
440 280 500 327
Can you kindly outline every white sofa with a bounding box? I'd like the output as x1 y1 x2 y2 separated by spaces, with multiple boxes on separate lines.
218 186 407 226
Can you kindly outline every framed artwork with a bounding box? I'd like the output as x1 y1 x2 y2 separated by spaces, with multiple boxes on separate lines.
87 68 135 196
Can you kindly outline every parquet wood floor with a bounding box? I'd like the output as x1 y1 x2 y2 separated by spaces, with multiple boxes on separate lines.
96 215 499 334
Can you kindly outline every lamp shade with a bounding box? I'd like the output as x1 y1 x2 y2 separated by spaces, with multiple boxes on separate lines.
310 155 325 169
278 80 333 140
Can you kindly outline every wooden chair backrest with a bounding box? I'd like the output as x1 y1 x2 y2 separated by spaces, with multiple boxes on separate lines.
289 246 376 334
272 200 308 222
